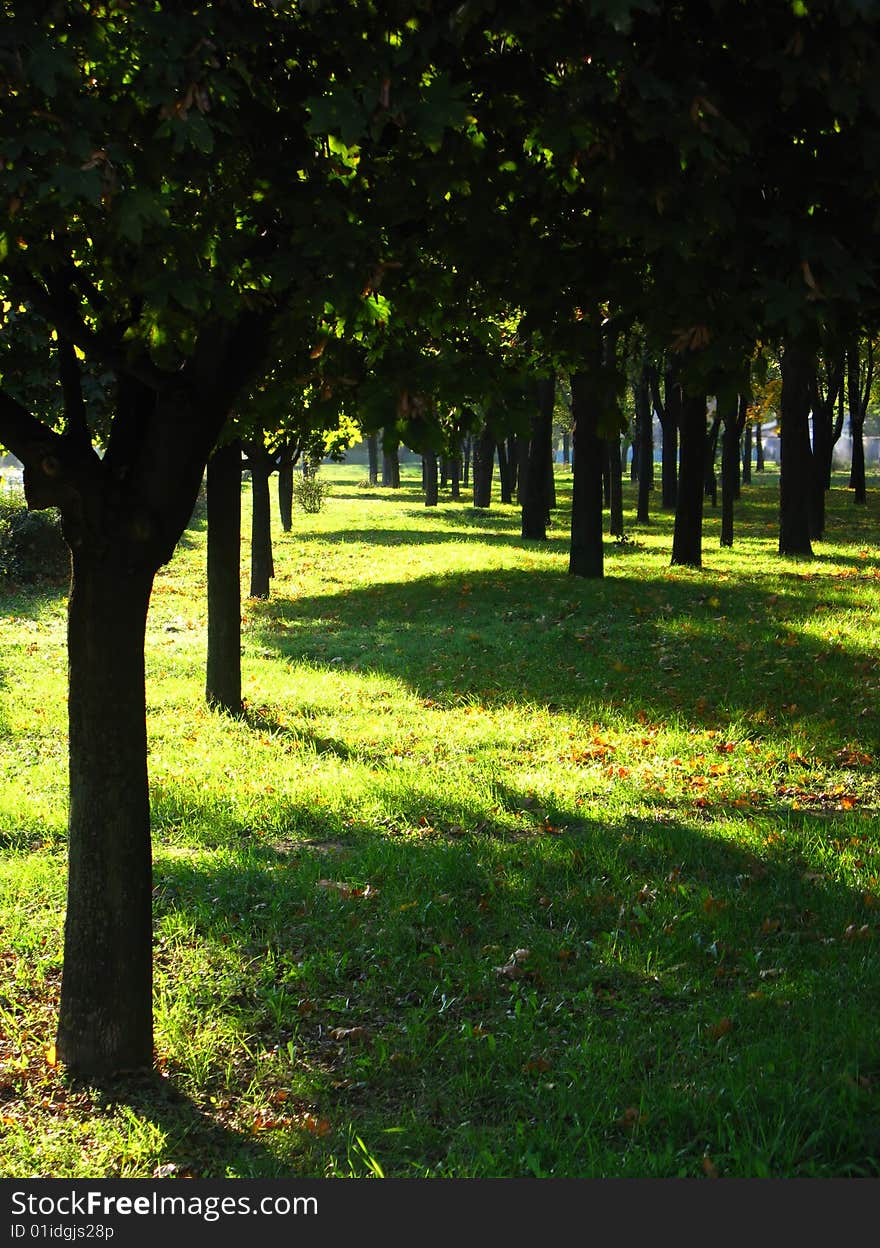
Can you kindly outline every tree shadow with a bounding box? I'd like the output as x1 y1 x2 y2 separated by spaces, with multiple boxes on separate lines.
247 564 880 752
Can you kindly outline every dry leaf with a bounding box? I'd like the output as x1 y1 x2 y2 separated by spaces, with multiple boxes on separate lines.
327 1026 371 1043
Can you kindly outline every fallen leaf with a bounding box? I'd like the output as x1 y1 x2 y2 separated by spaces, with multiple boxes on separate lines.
327 1026 371 1043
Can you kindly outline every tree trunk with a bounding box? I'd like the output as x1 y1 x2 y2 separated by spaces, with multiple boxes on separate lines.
450 451 461 500
635 364 653 523
562 431 571 466
779 336 815 557
671 392 707 567
472 425 495 508
497 440 514 504
755 420 765 471
607 434 624 537
423 451 439 506
569 369 604 578
720 397 739 548
57 551 155 1076
367 433 379 486
249 452 274 598
515 435 529 505
741 422 752 485
522 375 555 540
277 458 293 532
206 441 242 714
851 422 866 504
462 434 471 488
382 430 400 488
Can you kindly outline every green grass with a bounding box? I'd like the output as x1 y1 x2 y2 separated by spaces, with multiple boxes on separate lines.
1 464 880 1178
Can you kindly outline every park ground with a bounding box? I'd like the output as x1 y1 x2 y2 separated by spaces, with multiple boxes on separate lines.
1 464 879 1178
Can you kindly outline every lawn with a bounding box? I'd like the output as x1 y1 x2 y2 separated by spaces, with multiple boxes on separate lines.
1 463 879 1178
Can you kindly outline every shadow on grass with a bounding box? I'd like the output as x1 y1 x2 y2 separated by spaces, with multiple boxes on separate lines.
148 792 880 1176
247 564 880 752
55 1069 285 1180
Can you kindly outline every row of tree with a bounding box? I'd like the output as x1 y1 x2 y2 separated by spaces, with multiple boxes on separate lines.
2 1 880 1077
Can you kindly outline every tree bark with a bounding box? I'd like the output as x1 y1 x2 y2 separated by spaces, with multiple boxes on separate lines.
472 424 495 508
423 450 438 506
569 369 604 578
382 429 400 488
521 374 555 540
720 395 739 548
367 433 379 486
57 551 155 1076
206 440 242 714
741 421 752 485
671 391 707 567
497 440 514 504
248 448 274 598
635 364 653 524
607 434 624 537
779 336 815 557
755 419 765 471
277 457 293 532
650 363 678 510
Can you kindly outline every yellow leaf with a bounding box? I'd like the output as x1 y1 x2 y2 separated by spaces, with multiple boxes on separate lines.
45 1044 57 1067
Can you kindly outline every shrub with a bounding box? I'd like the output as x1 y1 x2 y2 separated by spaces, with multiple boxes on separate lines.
0 494 68 581
292 472 330 514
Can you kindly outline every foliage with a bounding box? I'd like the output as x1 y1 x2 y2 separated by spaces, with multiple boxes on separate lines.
291 471 330 515
0 493 66 581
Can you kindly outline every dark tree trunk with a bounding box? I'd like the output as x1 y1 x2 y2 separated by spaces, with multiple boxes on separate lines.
439 456 449 490
607 435 624 537
851 423 866 504
671 392 707 567
497 440 514 504
248 451 274 598
808 357 843 539
650 363 678 510
779 336 815 557
720 396 739 548
635 364 653 523
367 433 379 486
515 435 529 505
741 422 753 485
206 441 242 715
562 431 571 465
569 370 604 578
522 375 555 540
755 419 765 472
601 438 611 508
847 339 873 506
382 430 400 488
472 424 495 507
450 451 461 500
277 458 293 532
462 434 471 488
57 551 155 1076
704 411 721 507
423 451 439 506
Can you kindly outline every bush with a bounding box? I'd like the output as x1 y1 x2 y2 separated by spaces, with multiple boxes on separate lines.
0 495 68 581
292 472 330 514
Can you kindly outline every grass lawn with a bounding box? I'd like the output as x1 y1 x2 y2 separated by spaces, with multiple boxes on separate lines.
1 463 879 1178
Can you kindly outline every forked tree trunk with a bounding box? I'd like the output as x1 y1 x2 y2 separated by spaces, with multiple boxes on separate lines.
497 440 514 504
57 551 155 1075
206 440 242 714
779 336 814 557
671 392 707 567
569 369 604 578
